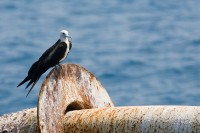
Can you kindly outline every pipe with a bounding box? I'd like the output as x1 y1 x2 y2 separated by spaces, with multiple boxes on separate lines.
64 106 200 133
0 108 38 133
1 106 200 133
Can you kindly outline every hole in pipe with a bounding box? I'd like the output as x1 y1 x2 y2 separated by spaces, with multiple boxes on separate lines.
64 101 91 114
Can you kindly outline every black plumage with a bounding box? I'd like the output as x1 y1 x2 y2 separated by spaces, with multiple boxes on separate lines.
17 32 72 97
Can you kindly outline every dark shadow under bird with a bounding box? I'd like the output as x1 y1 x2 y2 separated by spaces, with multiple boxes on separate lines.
17 30 72 97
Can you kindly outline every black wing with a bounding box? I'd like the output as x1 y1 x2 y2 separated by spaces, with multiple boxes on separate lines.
39 39 61 61
36 41 68 71
17 39 61 96
25 40 65 97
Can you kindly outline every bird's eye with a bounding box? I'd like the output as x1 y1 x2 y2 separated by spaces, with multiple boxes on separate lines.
63 33 65 35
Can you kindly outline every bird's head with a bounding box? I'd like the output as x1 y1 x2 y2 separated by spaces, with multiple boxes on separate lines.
60 30 72 42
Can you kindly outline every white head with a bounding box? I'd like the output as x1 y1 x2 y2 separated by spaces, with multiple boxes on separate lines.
60 30 72 42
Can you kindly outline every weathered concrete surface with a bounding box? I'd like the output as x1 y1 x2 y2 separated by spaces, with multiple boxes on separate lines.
64 106 200 133
0 108 38 133
38 64 114 133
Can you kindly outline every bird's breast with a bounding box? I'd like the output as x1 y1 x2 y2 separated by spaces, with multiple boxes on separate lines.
59 41 70 62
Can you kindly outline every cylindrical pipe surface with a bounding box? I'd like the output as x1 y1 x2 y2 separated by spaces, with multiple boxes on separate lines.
64 106 200 133
0 108 38 133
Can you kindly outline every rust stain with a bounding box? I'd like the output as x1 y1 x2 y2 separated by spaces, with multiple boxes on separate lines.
77 90 93 108
75 65 82 82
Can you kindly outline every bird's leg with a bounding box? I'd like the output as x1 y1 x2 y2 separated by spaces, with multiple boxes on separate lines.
55 63 61 68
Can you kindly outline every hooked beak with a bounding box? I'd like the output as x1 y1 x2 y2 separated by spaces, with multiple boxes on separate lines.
66 35 72 39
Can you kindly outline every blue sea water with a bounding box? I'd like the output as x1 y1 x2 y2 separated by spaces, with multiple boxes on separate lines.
1 0 200 114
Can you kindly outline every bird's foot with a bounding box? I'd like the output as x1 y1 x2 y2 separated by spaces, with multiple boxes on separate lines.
55 63 62 68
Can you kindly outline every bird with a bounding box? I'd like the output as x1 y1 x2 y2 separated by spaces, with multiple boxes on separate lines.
17 30 72 97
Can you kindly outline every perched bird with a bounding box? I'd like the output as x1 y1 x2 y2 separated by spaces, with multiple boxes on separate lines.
17 30 72 97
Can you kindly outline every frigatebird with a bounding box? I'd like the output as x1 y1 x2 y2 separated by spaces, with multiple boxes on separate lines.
17 30 72 97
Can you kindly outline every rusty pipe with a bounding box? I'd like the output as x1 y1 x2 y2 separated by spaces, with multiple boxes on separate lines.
64 106 200 133
1 106 200 133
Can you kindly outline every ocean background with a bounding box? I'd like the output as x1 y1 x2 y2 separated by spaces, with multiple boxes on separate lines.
1 0 200 114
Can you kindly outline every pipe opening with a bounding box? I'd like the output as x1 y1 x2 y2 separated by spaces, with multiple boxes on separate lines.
64 101 91 114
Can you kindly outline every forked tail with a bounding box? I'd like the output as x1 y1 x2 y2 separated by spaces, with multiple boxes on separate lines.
17 76 30 87
26 78 39 97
